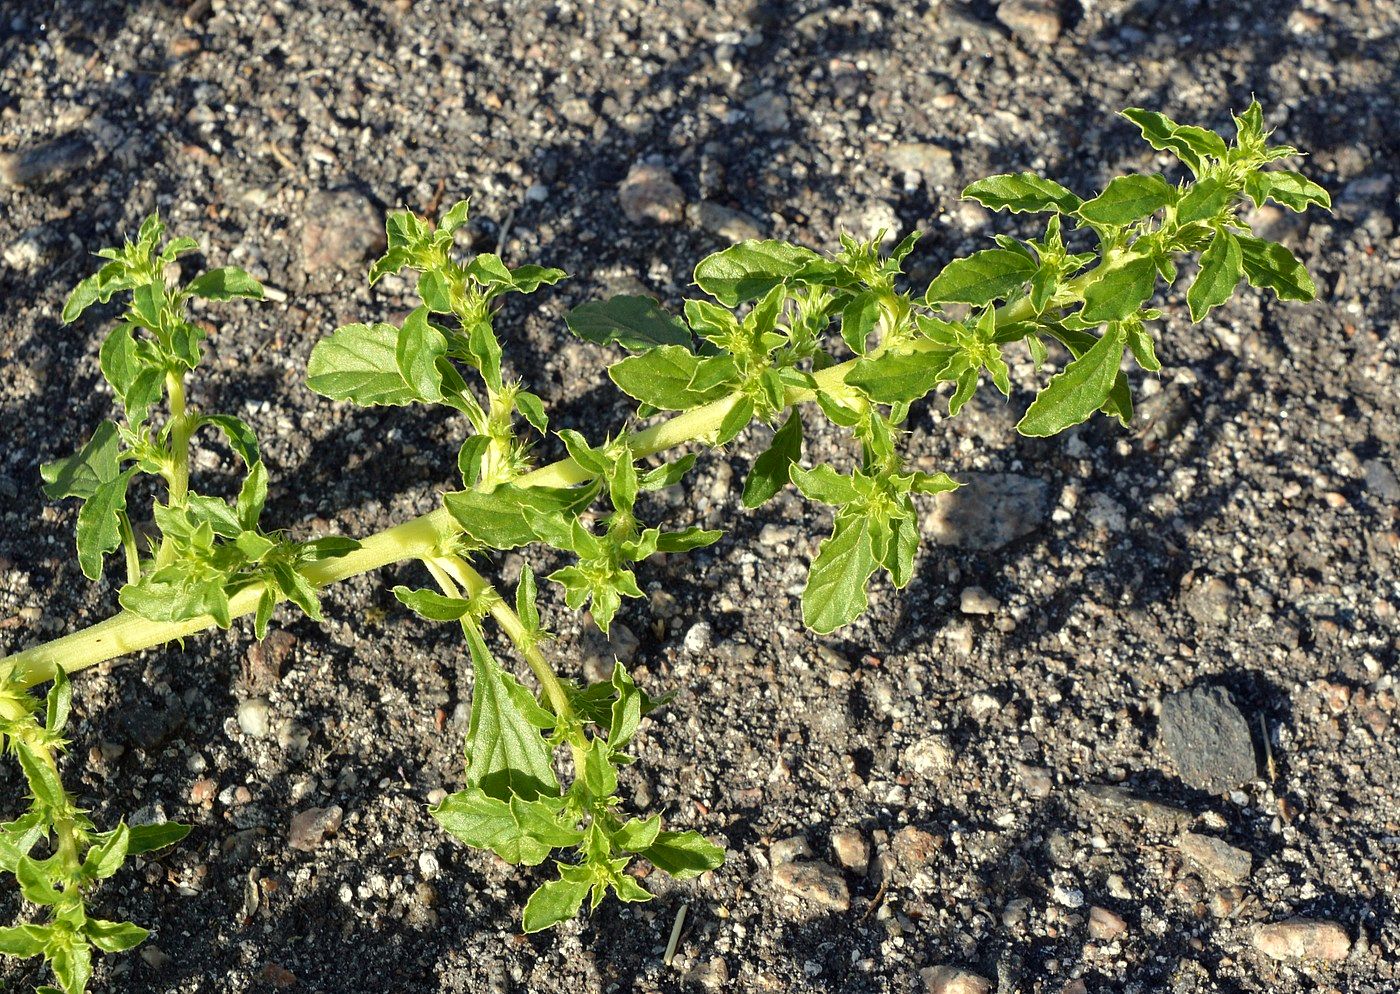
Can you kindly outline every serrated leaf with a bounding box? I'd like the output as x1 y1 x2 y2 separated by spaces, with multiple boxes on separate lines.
84 919 149 954
840 290 881 354
13 742 64 812
1078 174 1176 226
45 668 72 736
565 295 691 353
802 514 877 634
608 346 737 411
962 172 1082 214
199 413 260 468
1080 254 1158 323
307 323 417 406
15 855 61 905
432 788 581 866
640 830 726 880
693 240 824 306
1018 326 1129 437
463 626 559 802
0 923 49 958
62 273 103 324
75 467 137 580
1119 108 1209 175
1246 170 1331 212
185 266 264 301
1176 175 1236 225
925 249 1037 306
521 873 591 933
1237 234 1316 301
41 421 122 501
396 307 448 401
1187 228 1243 321
82 823 130 880
741 410 802 508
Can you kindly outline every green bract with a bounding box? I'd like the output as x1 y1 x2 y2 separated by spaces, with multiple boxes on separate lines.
0 104 1329 987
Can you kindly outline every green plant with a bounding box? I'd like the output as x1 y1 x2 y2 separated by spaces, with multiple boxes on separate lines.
0 102 1329 990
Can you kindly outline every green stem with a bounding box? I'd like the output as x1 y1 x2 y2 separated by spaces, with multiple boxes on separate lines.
117 512 141 587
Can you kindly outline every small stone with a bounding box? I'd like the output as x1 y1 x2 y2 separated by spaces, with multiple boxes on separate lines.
1253 918 1351 962
927 474 1049 550
772 860 850 911
169 35 202 58
189 778 217 805
745 90 789 133
4 224 63 271
686 957 731 989
237 698 271 739
1088 905 1127 940
906 735 953 776
1002 898 1032 928
921 965 992 994
1159 685 1257 793
1016 763 1053 799
1182 575 1236 628
300 189 386 279
959 586 1000 615
1364 459 1400 504
1177 832 1252 884
1079 783 1194 832
996 0 1062 44
0 135 98 187
289 805 343 852
687 201 765 241
140 945 172 969
830 827 869 874
619 161 686 225
1209 885 1246 919
884 142 956 185
683 621 712 653
890 825 941 868
1247 204 1308 246
259 962 297 988
244 630 295 692
1052 884 1084 909
418 851 440 880
770 835 813 866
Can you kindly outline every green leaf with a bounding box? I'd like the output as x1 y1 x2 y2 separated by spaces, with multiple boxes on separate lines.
62 273 103 323
45 667 72 736
1078 174 1177 226
432 788 582 866
962 172 1082 214
1176 175 1236 225
457 435 492 488
75 467 137 581
16 855 61 905
82 823 130 880
846 350 953 404
1245 170 1331 212
1119 108 1220 175
396 307 448 401
638 453 697 491
13 741 64 812
1080 254 1159 323
641 830 726 880
199 413 260 468
790 464 860 506
802 514 878 634
393 586 475 621
714 395 753 446
925 249 1037 306
307 323 417 406
1027 325 1134 433
444 483 599 550
882 511 919 588
463 626 559 802
608 346 737 411
565 295 691 352
1017 324 1130 436
41 421 122 501
49 938 92 994
185 266 264 301
1187 228 1244 321
693 239 824 306
125 821 191 855
1237 235 1316 301
84 919 149 954
840 290 881 354
613 815 662 853
522 872 591 932
98 323 145 399
742 410 803 508
417 270 454 313
0 924 49 958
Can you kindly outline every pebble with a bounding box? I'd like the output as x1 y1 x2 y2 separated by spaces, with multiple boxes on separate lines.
772 860 850 912
140 945 172 969
769 835 812 866
921 965 992 994
237 698 272 739
1159 685 1257 793
685 957 730 989
687 201 764 242
619 161 686 225
1078 784 1193 832
884 142 956 185
1181 574 1236 627
1208 885 1246 919
1088 906 1127 940
906 735 954 776
0 134 97 186
927 474 1049 550
996 0 1063 44
1177 832 1252 884
830 827 870 874
959 586 1000 615
289 805 343 851
3 224 62 271
683 621 712 653
1253 918 1351 962
745 90 789 133
300 189 386 278
1052 884 1084 909
836 199 900 244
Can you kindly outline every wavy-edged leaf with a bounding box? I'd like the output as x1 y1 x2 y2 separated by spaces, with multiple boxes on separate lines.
565 295 691 352
307 323 416 406
962 172 1082 214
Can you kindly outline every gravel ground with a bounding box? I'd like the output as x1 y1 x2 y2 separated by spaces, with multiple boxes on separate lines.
2 1 1398 992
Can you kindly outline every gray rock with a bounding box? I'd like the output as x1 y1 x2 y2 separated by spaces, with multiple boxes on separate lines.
1159 685 1256 793
687 201 765 242
1078 783 1194 832
927 473 1050 550
836 200 900 244
745 90 789 133
772 859 850 911
3 224 63 271
289 805 343 851
996 0 1063 44
618 161 685 225
1182 574 1236 628
1177 831 1252 883
1253 918 1351 961
0 135 98 187
885 142 956 185
1088 905 1127 940
300 190 386 279
959 586 1000 615
921 965 992 994
830 827 870 874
